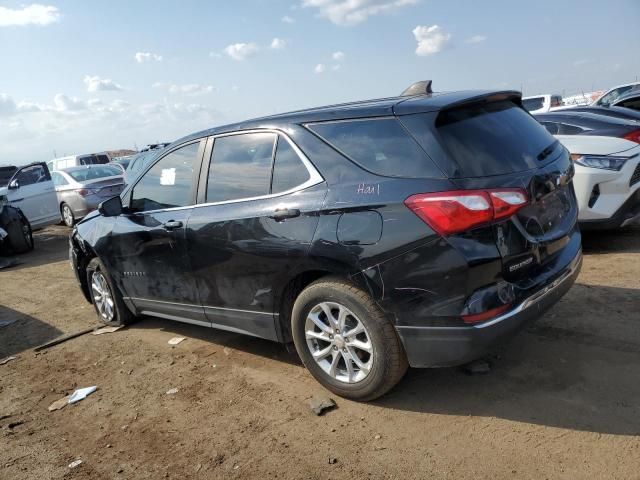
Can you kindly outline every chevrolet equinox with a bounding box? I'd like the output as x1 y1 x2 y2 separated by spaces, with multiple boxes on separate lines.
70 82 582 400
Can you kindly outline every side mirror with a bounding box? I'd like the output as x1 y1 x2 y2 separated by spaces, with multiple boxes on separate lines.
98 195 123 217
8 179 19 190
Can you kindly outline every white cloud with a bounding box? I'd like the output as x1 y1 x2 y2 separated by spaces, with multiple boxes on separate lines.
54 94 86 112
0 4 61 27
134 52 163 63
332 51 345 61
168 83 215 96
413 25 451 56
224 42 259 61
84 75 124 92
0 94 17 116
281 15 295 23
573 59 592 67
466 35 486 44
301 0 418 26
314 63 326 74
270 38 287 49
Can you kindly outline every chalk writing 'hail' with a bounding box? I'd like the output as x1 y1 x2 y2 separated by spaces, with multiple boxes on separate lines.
356 183 380 195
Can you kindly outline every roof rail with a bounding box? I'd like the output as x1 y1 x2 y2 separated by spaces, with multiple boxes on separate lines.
400 80 433 97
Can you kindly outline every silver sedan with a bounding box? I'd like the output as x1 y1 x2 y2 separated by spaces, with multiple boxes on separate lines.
51 165 125 226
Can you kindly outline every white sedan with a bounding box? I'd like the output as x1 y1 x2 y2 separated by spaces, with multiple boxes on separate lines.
556 135 640 229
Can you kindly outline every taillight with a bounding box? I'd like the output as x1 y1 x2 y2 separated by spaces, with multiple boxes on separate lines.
77 188 97 197
404 188 529 236
623 129 640 144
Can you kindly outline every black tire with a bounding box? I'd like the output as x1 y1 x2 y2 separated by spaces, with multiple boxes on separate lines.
291 277 408 401
6 216 33 254
86 257 136 326
61 203 75 227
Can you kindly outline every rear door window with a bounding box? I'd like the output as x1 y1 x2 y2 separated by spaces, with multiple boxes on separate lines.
433 101 559 177
523 97 544 111
206 133 276 202
307 118 441 178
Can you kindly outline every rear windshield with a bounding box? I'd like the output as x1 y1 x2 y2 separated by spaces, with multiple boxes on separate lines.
307 118 442 178
67 165 121 182
434 101 559 177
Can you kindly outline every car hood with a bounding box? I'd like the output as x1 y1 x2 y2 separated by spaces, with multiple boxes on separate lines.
555 135 640 156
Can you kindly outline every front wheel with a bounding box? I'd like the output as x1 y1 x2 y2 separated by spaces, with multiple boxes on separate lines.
291 277 408 401
86 258 135 326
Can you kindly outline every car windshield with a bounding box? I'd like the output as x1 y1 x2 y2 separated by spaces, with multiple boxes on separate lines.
66 165 121 182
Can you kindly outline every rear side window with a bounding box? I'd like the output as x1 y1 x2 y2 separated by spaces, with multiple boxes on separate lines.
206 133 276 203
434 101 558 177
271 136 310 193
308 118 441 178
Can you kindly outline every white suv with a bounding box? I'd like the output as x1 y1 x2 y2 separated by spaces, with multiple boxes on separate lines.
555 135 640 229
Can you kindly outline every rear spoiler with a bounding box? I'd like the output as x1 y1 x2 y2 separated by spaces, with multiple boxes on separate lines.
394 84 523 115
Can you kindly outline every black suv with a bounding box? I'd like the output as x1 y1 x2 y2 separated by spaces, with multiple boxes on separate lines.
70 83 582 400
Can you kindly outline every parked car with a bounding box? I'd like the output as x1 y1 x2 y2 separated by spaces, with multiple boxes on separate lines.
522 94 563 113
0 162 59 229
555 135 640 230
51 165 125 227
611 90 640 112
111 156 134 171
591 82 640 107
544 105 640 122
47 153 110 172
535 111 640 144
124 149 163 185
69 84 582 400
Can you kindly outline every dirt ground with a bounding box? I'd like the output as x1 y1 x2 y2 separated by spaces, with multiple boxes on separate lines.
1 225 639 479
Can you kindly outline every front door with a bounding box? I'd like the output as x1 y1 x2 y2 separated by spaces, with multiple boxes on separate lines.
188 132 326 340
108 140 206 323
7 163 58 228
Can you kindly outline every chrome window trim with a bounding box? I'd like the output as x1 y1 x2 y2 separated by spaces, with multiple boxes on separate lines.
130 129 324 215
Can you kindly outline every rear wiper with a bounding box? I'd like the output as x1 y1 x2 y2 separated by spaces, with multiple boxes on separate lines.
537 140 559 161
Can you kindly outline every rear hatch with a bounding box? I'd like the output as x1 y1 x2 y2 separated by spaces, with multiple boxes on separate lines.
400 96 578 282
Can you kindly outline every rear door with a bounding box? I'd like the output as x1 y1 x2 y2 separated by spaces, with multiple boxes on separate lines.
7 163 58 227
187 131 326 340
108 140 205 323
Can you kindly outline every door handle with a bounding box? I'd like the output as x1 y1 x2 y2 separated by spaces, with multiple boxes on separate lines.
270 208 301 221
162 220 183 230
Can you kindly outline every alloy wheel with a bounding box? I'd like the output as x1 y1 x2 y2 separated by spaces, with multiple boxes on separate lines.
91 271 115 322
304 301 374 384
62 205 74 227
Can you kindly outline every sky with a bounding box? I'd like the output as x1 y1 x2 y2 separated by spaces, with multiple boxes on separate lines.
0 0 639 165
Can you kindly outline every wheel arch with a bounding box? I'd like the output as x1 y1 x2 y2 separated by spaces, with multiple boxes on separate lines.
274 268 374 343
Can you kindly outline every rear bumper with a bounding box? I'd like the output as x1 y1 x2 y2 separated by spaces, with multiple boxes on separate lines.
396 250 582 368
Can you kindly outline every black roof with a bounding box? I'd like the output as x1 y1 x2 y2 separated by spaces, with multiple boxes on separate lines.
175 89 522 146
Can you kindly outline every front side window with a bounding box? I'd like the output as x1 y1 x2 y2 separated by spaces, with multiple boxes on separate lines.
597 86 633 106
130 142 200 212
206 132 276 203
16 165 49 186
271 136 310 193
